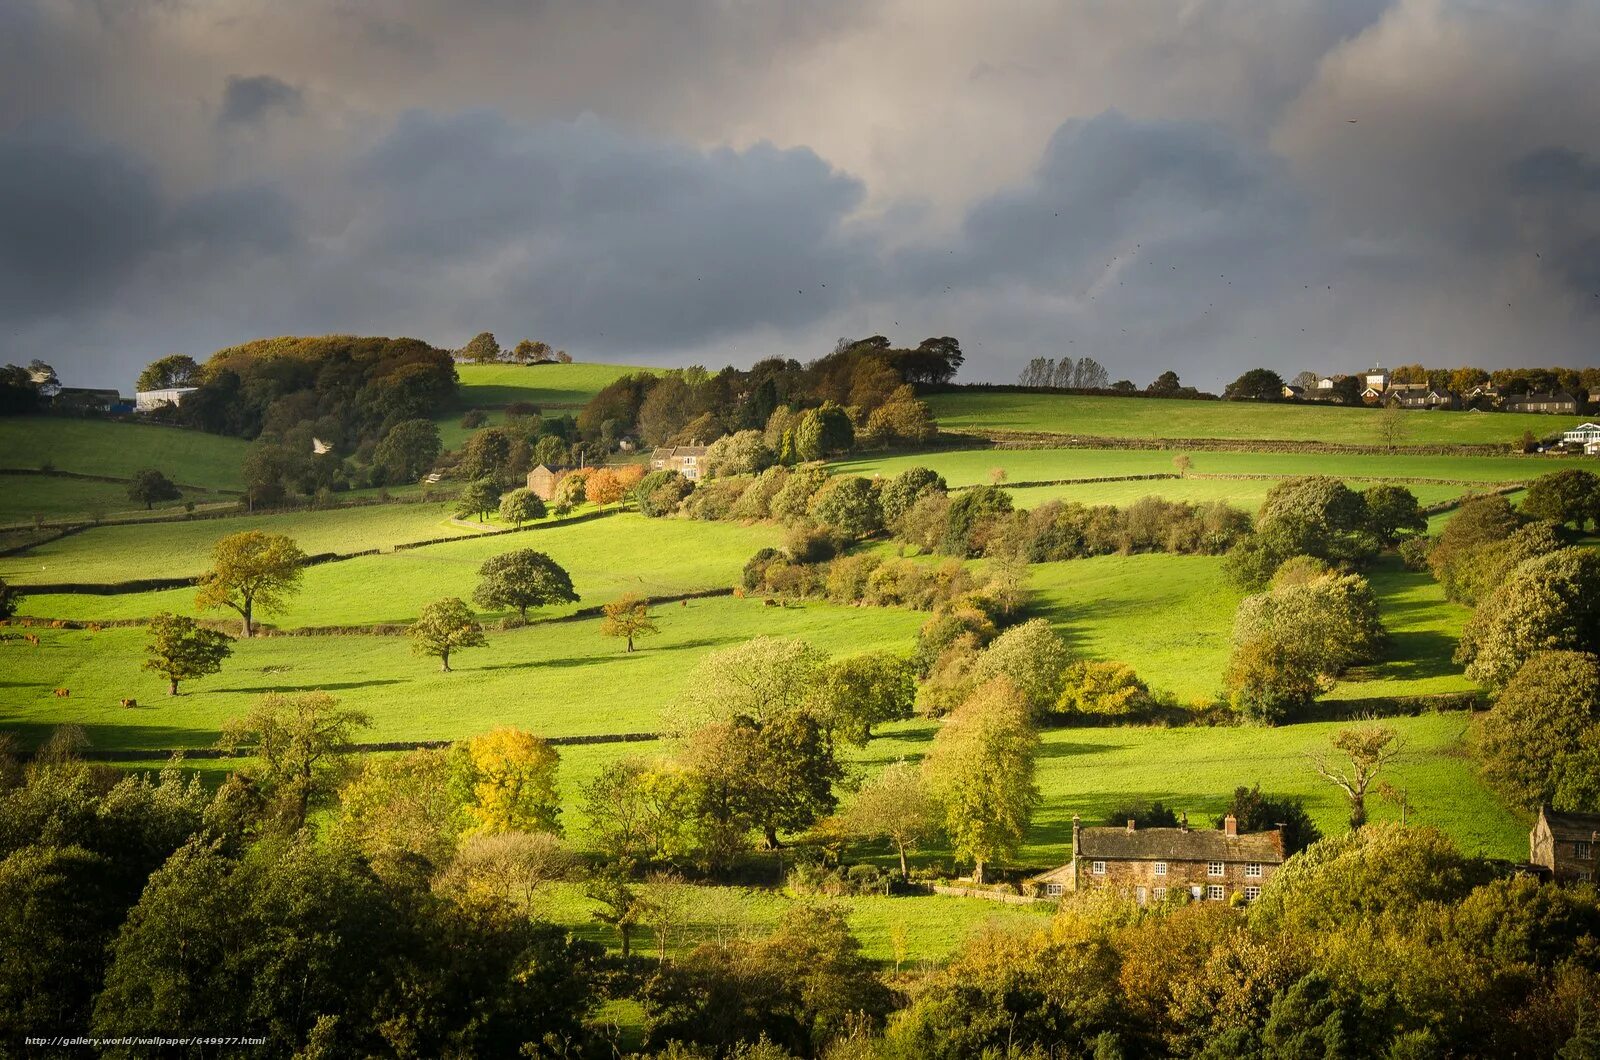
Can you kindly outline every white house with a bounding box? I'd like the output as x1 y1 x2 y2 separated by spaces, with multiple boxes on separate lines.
134 386 198 411
1562 423 1600 447
1361 364 1391 393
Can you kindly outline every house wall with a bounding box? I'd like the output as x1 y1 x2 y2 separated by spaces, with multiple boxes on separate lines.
1071 856 1278 902
525 468 560 500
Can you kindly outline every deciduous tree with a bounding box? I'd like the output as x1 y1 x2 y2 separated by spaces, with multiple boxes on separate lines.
838 761 940 880
461 331 501 363
126 468 182 510
813 652 916 743
600 593 659 652
408 596 487 671
218 691 371 830
496 487 546 527
195 530 306 637
458 727 562 835
142 612 233 694
0 577 21 621
1456 547 1600 687
922 678 1039 883
1307 724 1404 829
372 419 441 483
472 548 578 621
1477 651 1600 809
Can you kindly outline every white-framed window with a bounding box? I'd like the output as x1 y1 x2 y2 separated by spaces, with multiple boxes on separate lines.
1207 861 1224 877
1154 861 1167 877
1207 884 1225 901
1045 883 1064 897
1152 887 1167 900
1092 860 1106 875
1245 862 1263 878
1244 886 1260 901
1576 841 1593 860
683 456 697 465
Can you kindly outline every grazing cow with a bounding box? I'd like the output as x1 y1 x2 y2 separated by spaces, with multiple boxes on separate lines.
52 688 69 697
120 698 138 709
24 634 40 647
88 623 103 632
763 598 778 607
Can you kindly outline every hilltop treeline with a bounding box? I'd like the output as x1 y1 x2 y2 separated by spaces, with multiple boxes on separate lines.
139 336 457 446
575 335 960 453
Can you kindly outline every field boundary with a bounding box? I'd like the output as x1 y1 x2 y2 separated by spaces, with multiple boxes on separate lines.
952 473 1180 491
0 466 244 495
12 730 660 763
967 430 1530 457
0 488 468 535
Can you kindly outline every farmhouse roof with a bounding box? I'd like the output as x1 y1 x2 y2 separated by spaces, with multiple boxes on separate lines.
1075 824 1285 863
1539 806 1600 842
651 445 708 459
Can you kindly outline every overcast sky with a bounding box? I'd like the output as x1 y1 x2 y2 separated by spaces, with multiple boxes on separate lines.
3 0 1598 391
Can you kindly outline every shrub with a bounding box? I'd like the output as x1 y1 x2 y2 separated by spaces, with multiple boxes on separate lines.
1056 661 1152 717
635 470 693 517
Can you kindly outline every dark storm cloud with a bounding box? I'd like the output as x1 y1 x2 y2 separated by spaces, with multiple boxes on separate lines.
218 75 303 125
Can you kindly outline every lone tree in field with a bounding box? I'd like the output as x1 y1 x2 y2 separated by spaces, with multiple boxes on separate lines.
600 593 659 652
0 577 21 621
922 677 1040 884
455 478 502 523
473 549 578 621
218 691 372 830
408 597 487 672
142 612 234 694
195 530 306 637
498 487 546 528
461 331 501 364
126 468 182 510
838 760 940 881
1307 723 1404 830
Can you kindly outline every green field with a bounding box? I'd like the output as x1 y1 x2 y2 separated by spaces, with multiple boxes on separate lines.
16 513 780 626
833 446 1549 487
0 596 923 750
0 417 250 489
1003 478 1469 512
0 473 226 525
926 390 1579 446
0 501 480 585
439 362 650 448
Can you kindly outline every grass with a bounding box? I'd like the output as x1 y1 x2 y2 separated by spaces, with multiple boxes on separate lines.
0 473 221 525
1002 479 1468 512
1325 559 1476 700
439 362 650 448
17 513 779 625
833 447 1549 487
926 391 1581 447
0 501 480 585
0 596 924 751
0 417 250 489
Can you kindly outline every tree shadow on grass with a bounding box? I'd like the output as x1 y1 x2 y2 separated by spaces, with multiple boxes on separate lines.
1035 738 1127 759
1 719 224 753
1367 630 1462 682
212 678 409 693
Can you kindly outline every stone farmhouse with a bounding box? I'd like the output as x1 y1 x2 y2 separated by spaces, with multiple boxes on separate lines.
1030 813 1286 904
1531 806 1598 883
650 444 708 482
525 464 575 501
1504 390 1582 415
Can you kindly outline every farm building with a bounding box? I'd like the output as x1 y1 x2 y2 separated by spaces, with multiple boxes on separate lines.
1030 814 1286 904
1530 806 1598 883
1561 423 1600 446
651 444 708 481
525 463 575 500
135 386 198 411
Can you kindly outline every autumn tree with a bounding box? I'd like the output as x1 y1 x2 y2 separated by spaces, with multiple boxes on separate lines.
473 549 578 621
666 635 829 733
1456 547 1600 687
126 468 182 510
837 761 940 880
142 612 234 694
600 593 659 652
408 596 487 671
218 691 372 830
1307 724 1404 829
813 651 916 743
457 727 562 835
436 831 576 913
195 530 306 637
497 487 546 527
922 678 1040 883
334 748 468 880
461 331 501 363
1477 651 1600 809
584 467 628 509
135 353 200 393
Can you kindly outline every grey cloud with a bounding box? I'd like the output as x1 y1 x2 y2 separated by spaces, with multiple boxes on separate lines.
219 74 302 125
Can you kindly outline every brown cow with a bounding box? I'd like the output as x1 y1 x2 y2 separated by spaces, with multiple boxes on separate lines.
24 634 40 647
120 698 138 709
52 688 69 697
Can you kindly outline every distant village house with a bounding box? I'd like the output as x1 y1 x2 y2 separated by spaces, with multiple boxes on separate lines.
1029 813 1286 904
1504 390 1581 415
650 444 708 481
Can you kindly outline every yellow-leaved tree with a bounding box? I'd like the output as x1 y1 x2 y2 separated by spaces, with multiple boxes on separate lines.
458 727 561 835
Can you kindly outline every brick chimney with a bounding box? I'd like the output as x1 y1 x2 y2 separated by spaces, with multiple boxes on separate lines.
1179 811 1189 833
1224 814 1238 838
1071 814 1081 853
1126 819 1136 833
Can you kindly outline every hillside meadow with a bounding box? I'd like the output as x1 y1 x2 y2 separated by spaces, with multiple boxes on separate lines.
0 596 924 750
0 473 222 526
0 416 250 489
14 512 781 625
925 390 1579 446
439 362 650 447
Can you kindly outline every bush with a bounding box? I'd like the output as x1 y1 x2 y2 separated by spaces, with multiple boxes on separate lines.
635 470 693 517
461 409 488 429
1056 661 1152 717
784 524 840 564
1398 535 1434 571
